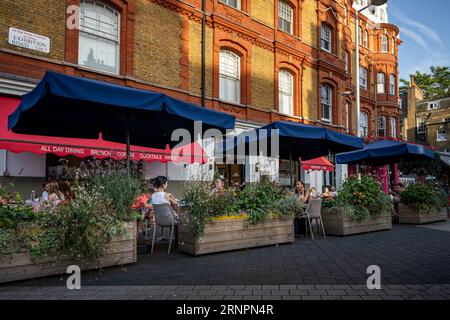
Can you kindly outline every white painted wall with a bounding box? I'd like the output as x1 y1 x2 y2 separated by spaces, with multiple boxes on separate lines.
0 150 46 177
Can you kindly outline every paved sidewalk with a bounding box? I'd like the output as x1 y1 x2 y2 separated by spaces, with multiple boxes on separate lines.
1 284 450 300
2 222 450 300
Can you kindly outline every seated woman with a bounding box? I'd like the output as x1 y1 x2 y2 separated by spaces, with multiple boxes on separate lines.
47 182 65 209
151 176 179 219
211 176 226 195
294 180 310 204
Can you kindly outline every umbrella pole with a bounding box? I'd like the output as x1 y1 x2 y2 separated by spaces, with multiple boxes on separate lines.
126 123 131 177
289 148 294 190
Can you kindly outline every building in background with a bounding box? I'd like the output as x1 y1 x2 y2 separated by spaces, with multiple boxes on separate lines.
0 0 401 196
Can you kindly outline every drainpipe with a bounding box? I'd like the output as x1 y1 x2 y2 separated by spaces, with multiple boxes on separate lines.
201 0 206 107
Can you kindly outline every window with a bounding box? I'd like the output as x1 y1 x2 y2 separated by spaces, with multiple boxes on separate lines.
219 50 240 104
377 72 385 94
278 1 293 34
358 26 363 46
364 30 369 48
279 70 294 116
360 67 368 90
391 37 395 54
381 35 388 52
360 112 369 137
78 1 120 74
390 117 397 138
378 115 387 137
344 51 349 74
321 84 332 122
428 102 440 110
221 0 241 9
380 9 386 22
437 129 447 142
389 74 396 95
417 118 426 134
321 25 332 52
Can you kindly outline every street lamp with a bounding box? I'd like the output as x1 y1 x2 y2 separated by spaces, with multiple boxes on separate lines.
355 0 388 138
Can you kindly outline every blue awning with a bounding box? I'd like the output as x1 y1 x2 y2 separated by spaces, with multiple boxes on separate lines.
336 139 436 166
8 71 235 149
220 121 364 161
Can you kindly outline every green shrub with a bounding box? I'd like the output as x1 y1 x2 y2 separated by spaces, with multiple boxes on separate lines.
181 182 212 237
331 176 394 222
272 194 303 220
400 183 447 212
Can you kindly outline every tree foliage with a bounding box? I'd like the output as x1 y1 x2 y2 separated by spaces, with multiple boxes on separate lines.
400 66 450 100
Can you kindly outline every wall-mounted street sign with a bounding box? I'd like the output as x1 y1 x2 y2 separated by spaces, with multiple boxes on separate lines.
8 27 50 53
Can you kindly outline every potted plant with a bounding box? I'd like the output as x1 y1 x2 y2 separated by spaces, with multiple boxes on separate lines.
321 176 394 236
398 183 448 224
0 160 142 284
178 181 295 255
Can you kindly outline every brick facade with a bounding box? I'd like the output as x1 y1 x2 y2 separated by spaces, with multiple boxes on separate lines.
0 0 401 136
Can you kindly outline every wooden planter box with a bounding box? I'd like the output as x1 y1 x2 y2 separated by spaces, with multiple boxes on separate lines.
398 203 447 224
0 221 137 284
321 208 392 236
178 218 294 255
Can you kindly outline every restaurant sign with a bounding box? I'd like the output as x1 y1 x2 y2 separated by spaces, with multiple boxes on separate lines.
8 27 50 53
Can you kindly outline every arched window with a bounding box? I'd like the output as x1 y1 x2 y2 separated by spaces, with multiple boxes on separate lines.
390 117 397 138
278 70 294 116
389 74 396 95
321 84 333 123
381 35 388 52
391 37 396 54
78 1 120 74
377 72 385 94
360 112 369 137
358 26 363 46
219 50 240 104
221 0 241 10
278 1 293 34
378 115 387 137
359 67 368 90
321 25 332 52
364 30 369 48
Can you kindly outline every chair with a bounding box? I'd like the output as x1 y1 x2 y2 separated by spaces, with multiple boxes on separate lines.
301 199 326 240
151 203 177 254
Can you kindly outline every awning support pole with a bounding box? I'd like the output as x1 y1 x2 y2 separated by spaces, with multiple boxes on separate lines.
289 148 294 189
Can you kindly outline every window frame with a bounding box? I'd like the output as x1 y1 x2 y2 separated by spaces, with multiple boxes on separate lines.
220 0 241 10
321 84 333 123
278 69 295 116
417 118 426 134
278 1 294 34
219 49 241 104
437 129 447 142
377 72 385 94
364 30 369 48
390 117 397 138
321 24 332 53
389 74 396 95
381 35 388 52
359 67 368 90
378 115 387 137
360 111 369 137
78 0 121 75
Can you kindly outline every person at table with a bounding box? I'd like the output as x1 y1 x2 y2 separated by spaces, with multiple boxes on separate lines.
294 180 309 204
151 176 179 209
41 182 49 202
132 185 155 212
211 176 226 195
47 182 64 208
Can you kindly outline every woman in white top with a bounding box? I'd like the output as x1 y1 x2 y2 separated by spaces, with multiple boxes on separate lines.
151 176 179 208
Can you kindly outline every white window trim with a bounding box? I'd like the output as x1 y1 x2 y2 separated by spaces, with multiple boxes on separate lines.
389 74 396 95
377 72 385 94
378 116 387 136
360 112 369 137
321 25 332 53
220 0 241 10
417 118 426 134
278 70 294 116
381 35 388 53
219 49 241 104
360 67 368 90
278 1 294 34
428 102 440 110
321 85 332 123
78 1 121 75
390 118 397 138
437 129 447 142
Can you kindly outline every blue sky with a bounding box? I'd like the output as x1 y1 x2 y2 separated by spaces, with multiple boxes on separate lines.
388 0 450 81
